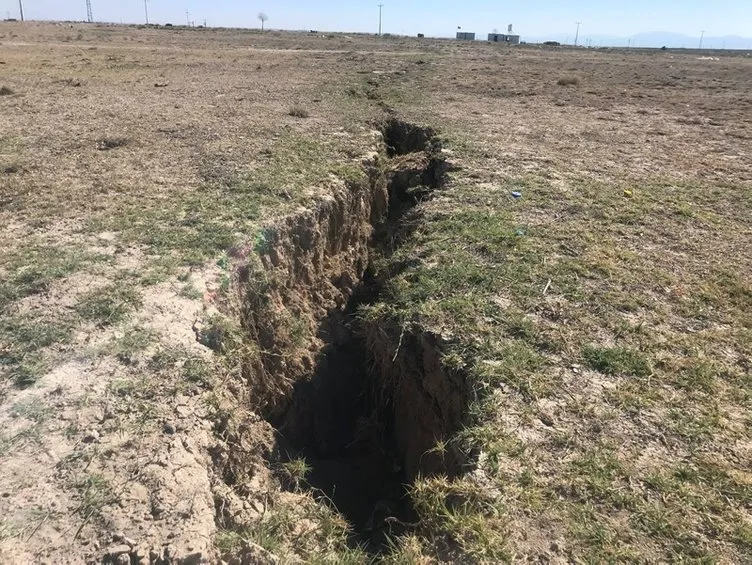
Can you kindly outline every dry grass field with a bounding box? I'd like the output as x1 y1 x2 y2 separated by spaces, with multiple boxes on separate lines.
1 21 750 564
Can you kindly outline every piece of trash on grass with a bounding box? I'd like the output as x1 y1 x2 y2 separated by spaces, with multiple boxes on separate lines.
514 228 527 237
623 189 633 198
511 191 522 199
542 279 552 295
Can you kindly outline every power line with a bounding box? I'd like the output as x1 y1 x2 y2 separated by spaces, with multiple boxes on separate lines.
378 4 383 36
699 30 705 49
86 0 93 23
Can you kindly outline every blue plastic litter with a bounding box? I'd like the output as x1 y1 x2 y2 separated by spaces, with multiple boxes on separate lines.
511 191 522 199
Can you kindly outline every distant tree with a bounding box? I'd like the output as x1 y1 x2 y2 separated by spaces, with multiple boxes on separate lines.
258 12 268 31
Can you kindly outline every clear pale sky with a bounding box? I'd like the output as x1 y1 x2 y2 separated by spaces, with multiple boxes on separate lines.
1 0 750 39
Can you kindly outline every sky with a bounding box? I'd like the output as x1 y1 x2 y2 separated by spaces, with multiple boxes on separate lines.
1 0 751 40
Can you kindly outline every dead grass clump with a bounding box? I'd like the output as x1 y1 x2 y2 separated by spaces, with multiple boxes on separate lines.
0 86 14 96
97 137 129 151
557 76 580 86
288 105 310 118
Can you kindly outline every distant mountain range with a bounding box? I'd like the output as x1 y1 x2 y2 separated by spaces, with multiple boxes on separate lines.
524 31 752 50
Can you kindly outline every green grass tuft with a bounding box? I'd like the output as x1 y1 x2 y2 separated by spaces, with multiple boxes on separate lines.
0 246 91 311
75 283 142 326
583 345 651 377
0 311 74 388
280 457 311 491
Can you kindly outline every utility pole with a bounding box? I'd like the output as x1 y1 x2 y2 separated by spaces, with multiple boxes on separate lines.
574 21 581 46
378 4 383 36
144 0 149 24
699 30 705 49
186 11 190 26
18 0 24 21
86 0 93 23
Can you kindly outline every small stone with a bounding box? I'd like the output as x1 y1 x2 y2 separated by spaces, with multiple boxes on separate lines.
163 422 176 435
115 554 130 565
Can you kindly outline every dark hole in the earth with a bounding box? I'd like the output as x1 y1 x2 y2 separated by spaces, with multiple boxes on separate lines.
273 284 416 552
379 121 449 249
263 120 455 553
382 118 439 157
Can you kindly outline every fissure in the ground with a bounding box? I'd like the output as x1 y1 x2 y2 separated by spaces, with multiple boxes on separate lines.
248 119 466 552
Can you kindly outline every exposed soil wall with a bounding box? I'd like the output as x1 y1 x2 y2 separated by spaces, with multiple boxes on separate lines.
236 161 387 422
361 325 469 483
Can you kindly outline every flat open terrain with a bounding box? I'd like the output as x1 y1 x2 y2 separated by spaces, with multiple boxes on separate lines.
1 22 750 564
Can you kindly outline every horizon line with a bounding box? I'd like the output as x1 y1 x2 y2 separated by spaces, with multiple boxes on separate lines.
2 18 751 49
